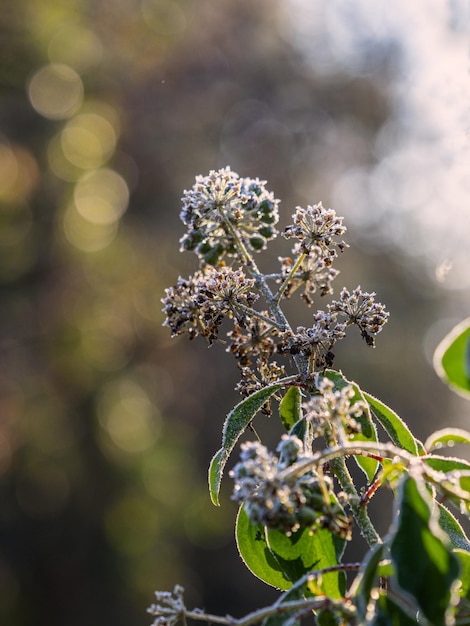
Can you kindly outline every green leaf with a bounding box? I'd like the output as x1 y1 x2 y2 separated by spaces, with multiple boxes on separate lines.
423 454 470 473
363 391 418 456
279 386 303 432
324 370 378 482
438 503 470 551
208 384 281 505
433 317 470 399
454 549 470 599
425 427 470 452
235 505 292 590
390 474 460 626
266 526 346 598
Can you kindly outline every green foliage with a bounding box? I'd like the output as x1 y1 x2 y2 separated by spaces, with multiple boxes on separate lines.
434 317 470 398
390 474 460 626
209 384 281 505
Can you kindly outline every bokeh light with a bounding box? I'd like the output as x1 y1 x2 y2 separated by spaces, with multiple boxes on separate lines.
28 63 84 120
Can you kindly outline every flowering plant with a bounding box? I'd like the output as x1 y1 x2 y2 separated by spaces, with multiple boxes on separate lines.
156 167 470 626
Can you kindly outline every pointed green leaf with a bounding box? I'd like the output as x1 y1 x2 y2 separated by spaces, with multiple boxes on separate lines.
437 502 470 552
208 448 226 506
235 505 292 590
433 317 470 399
266 526 346 598
423 454 470 473
279 386 303 432
208 384 281 505
425 427 470 452
390 474 460 626
222 384 281 448
324 370 378 482
363 391 418 456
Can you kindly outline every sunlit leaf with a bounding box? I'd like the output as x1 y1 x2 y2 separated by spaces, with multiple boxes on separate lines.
208 384 281 505
438 503 470 552
266 525 346 598
279 386 303 432
235 505 292 590
363 391 418 456
390 474 460 626
433 318 470 399
423 454 470 474
425 427 470 452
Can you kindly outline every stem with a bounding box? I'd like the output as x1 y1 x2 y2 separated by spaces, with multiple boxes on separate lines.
219 209 310 379
274 252 307 303
330 455 382 547
232 302 287 332
182 597 355 626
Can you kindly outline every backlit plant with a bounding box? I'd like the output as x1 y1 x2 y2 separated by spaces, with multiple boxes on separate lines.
156 167 470 626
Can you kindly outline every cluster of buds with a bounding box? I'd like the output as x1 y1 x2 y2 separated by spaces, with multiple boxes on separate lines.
148 585 186 626
230 436 351 538
180 167 280 265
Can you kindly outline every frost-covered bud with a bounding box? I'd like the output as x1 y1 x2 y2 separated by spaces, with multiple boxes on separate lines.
329 286 389 346
230 437 349 536
180 167 280 265
283 203 347 257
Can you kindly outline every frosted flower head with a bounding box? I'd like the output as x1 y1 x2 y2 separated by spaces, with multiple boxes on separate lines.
278 243 340 305
304 377 367 437
329 286 389 346
162 266 258 345
283 203 347 257
227 314 277 367
148 585 186 626
180 167 280 265
283 312 346 370
231 437 350 537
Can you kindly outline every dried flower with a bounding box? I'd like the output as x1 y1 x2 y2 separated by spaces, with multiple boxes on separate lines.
180 167 279 265
280 312 346 370
278 243 340 305
227 314 277 367
329 286 389 346
148 585 186 626
304 377 367 438
162 266 258 345
283 203 347 257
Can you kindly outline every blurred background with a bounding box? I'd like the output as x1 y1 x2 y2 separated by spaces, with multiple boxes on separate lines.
0 1 469 624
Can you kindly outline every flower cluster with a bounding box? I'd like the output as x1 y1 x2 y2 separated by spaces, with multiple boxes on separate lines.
162 266 258 345
231 436 351 537
180 167 280 265
279 312 347 370
329 286 389 346
148 585 186 626
283 203 347 257
278 244 340 305
304 377 368 439
163 168 389 396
